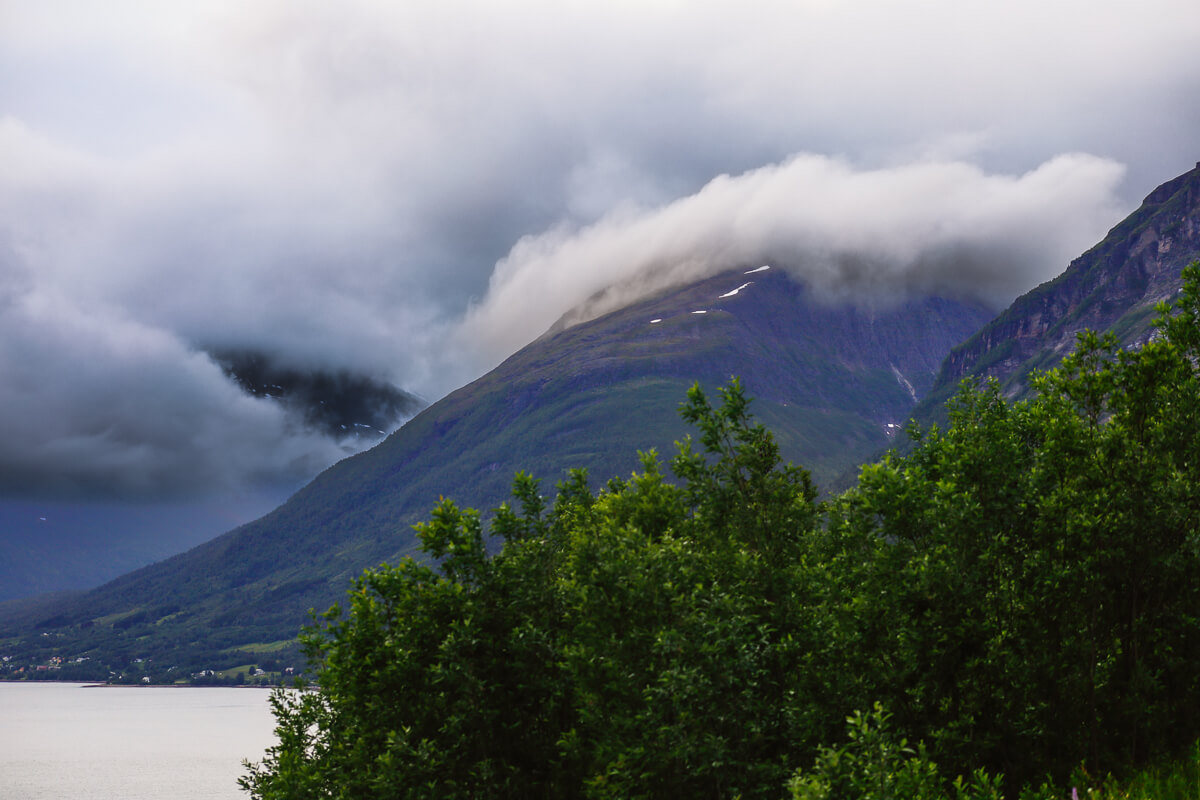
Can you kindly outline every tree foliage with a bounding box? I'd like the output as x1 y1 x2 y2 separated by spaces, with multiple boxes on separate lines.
822 266 1200 787
786 703 1053 800
244 264 1200 798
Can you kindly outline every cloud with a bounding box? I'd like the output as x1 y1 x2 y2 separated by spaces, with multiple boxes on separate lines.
0 0 1197 499
457 154 1127 369
0 286 346 499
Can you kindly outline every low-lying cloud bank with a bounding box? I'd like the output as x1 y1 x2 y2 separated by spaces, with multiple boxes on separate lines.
0 287 350 499
459 154 1127 371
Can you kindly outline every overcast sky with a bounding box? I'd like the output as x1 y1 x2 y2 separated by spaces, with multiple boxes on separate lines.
2 0 1199 503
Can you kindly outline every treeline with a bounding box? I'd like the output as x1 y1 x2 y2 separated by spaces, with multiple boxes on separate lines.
243 266 1200 799
3 610 306 685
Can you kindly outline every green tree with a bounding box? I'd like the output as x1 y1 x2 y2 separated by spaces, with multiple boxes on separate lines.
242 379 827 799
823 263 1200 787
786 704 1048 800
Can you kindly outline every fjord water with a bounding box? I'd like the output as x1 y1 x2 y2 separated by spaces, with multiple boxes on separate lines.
0 682 276 799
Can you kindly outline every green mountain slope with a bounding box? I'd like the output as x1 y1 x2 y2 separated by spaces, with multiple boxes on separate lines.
0 267 990 678
917 161 1200 420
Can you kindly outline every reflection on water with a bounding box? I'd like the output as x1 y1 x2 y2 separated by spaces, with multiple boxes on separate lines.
0 682 277 800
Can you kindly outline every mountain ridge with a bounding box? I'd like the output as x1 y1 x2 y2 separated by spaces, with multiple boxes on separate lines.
1 267 990 677
919 161 1200 416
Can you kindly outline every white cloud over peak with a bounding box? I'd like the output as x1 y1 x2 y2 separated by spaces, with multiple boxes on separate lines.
458 154 1126 370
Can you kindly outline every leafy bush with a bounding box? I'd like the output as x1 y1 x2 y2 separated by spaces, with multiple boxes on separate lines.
786 704 1058 800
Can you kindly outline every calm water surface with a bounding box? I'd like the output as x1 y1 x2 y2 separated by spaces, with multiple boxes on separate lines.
0 682 277 800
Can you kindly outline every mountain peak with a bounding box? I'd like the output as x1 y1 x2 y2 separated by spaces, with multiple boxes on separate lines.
1143 161 1200 206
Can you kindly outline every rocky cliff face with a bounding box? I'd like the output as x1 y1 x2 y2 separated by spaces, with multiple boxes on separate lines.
926 162 1200 406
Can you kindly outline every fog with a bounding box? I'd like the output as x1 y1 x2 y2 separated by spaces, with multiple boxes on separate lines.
1 0 1198 501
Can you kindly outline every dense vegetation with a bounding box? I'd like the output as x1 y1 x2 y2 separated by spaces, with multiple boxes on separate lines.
243 265 1200 799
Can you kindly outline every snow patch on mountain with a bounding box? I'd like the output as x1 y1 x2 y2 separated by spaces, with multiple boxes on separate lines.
719 282 753 298
890 364 918 403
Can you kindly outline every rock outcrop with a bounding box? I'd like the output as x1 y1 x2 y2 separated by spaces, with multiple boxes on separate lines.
924 162 1200 410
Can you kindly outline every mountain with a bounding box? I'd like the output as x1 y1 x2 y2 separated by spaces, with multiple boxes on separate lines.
9 161 1200 681
208 349 425 441
0 266 990 679
918 161 1200 417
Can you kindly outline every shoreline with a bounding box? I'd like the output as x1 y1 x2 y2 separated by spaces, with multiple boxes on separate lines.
81 682 279 689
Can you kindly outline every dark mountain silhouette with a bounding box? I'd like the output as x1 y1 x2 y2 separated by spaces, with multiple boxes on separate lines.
208 349 424 441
